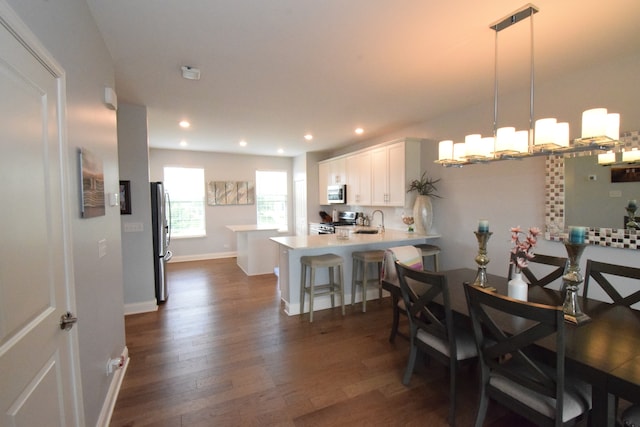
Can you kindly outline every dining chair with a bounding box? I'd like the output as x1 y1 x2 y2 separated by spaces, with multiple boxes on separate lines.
395 261 477 426
583 259 640 307
464 283 591 427
381 246 423 342
507 253 567 289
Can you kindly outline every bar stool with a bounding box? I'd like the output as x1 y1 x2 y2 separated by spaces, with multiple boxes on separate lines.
413 243 441 271
300 253 345 322
351 250 385 312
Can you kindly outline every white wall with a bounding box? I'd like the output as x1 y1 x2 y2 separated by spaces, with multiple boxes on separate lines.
6 0 127 425
118 104 156 312
149 148 294 259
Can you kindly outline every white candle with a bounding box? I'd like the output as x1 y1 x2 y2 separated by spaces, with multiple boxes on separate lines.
534 118 557 146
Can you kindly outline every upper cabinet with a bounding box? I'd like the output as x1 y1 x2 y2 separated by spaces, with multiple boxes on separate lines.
318 138 422 207
346 151 372 205
318 157 346 203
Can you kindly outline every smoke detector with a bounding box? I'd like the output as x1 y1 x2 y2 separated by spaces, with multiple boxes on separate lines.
181 66 201 80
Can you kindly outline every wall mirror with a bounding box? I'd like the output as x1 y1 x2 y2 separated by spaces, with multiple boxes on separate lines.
545 130 640 250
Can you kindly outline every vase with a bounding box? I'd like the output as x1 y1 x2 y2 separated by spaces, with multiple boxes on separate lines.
413 195 433 235
508 270 528 301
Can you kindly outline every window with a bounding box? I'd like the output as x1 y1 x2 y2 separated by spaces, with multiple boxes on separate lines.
256 170 288 230
163 167 205 238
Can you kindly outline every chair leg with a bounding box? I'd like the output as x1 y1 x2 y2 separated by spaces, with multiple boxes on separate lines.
402 344 418 385
377 261 383 300
329 266 335 308
449 365 457 427
474 385 489 427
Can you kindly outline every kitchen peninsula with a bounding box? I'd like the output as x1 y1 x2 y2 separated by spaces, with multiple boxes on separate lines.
227 225 280 276
271 230 440 316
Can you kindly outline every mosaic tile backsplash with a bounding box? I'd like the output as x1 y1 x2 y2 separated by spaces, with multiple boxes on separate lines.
545 130 640 250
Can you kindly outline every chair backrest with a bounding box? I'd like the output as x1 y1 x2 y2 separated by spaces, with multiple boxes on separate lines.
508 253 567 288
394 261 453 351
464 283 566 423
583 259 640 307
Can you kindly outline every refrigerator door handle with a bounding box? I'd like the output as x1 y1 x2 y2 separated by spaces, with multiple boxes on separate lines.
165 191 172 247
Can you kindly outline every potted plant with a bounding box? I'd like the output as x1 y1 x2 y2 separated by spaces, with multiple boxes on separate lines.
407 172 441 197
407 172 441 234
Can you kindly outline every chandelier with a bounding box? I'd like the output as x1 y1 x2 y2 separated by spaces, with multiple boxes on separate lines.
436 4 619 167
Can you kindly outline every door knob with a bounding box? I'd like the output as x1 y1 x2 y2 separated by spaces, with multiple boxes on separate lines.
59 311 78 331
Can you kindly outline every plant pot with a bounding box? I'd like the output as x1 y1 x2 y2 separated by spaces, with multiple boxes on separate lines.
413 195 433 235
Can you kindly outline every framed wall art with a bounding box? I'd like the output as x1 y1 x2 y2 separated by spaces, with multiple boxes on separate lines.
78 148 106 218
119 180 131 214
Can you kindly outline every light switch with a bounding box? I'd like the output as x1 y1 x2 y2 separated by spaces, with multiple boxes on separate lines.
123 222 144 232
98 239 107 258
109 192 119 207
610 190 622 198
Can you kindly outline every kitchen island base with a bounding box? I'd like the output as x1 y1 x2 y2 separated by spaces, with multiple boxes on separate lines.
271 230 440 316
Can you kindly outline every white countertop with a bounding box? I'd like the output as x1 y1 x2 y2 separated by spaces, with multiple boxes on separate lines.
226 224 281 232
270 229 440 250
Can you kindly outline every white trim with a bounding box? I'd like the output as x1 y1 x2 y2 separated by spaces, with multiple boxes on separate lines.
96 346 129 427
168 251 236 263
124 300 158 316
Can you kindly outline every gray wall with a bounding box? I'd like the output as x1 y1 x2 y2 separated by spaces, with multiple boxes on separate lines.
6 0 127 425
149 148 294 259
118 104 156 312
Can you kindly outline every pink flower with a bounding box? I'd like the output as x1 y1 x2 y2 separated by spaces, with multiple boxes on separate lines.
510 225 539 269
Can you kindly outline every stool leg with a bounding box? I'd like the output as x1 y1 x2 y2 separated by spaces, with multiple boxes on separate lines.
339 263 345 316
362 261 368 313
329 266 335 308
300 264 306 316
377 261 383 300
434 253 439 272
351 258 358 306
309 266 315 322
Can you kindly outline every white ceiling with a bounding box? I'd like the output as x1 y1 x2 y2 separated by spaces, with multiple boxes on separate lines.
86 0 640 157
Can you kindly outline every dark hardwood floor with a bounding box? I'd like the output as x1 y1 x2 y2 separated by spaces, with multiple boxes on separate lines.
109 258 556 426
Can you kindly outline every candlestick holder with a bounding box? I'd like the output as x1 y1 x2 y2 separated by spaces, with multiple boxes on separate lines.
561 242 591 325
626 206 638 229
473 231 495 291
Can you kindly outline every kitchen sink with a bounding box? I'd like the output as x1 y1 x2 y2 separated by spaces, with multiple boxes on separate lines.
354 228 379 234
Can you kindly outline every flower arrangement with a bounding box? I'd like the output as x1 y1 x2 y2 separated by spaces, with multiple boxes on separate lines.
407 172 441 197
510 226 541 270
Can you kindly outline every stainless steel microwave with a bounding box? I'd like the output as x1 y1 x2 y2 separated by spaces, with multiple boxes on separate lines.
327 184 347 204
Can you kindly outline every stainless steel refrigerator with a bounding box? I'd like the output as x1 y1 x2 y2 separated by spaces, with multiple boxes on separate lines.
151 182 172 303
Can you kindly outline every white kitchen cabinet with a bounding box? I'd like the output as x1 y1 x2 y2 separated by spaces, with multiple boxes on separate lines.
371 140 421 206
318 157 346 204
346 151 372 205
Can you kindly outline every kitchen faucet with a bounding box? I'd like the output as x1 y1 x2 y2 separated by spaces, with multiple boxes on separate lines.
371 210 385 233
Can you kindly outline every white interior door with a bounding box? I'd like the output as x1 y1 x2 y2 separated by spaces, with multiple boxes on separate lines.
0 5 82 426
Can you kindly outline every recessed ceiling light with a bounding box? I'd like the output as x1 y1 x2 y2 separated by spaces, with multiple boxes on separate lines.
304 134 313 141
181 66 201 80
277 148 284 154
179 140 188 147
355 128 364 135
179 120 190 128
239 140 247 147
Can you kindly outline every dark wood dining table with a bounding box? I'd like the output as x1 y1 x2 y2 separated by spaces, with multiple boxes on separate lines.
441 268 640 427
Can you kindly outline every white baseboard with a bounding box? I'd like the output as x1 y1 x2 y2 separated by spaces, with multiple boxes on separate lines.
124 300 158 315
169 251 236 263
96 346 129 427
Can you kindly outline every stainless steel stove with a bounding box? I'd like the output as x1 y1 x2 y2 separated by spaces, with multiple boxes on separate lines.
309 211 356 234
